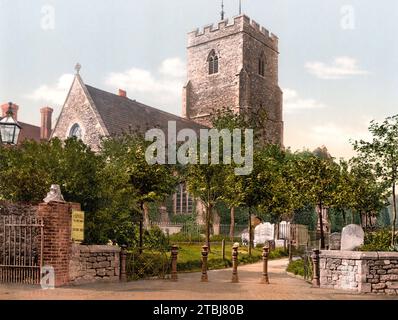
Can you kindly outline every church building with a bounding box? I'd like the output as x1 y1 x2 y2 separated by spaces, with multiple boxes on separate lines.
50 14 284 218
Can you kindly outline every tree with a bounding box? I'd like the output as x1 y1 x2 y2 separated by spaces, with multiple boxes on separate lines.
292 149 340 249
185 156 227 251
353 115 398 246
101 133 178 250
348 157 389 231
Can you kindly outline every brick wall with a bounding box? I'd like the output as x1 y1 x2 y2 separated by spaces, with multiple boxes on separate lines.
319 251 398 295
69 244 121 285
37 201 78 287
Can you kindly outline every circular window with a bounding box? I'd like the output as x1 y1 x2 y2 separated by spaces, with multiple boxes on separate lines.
69 123 82 140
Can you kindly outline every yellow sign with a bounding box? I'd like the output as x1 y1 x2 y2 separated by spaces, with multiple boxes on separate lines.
71 211 85 243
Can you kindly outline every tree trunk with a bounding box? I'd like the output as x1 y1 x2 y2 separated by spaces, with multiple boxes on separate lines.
248 208 252 256
318 203 325 250
139 202 144 254
229 207 235 241
365 212 368 232
143 203 150 230
206 204 212 252
342 210 346 226
392 184 397 247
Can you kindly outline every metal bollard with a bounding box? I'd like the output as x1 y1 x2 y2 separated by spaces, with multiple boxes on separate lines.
201 245 209 282
171 245 179 282
311 249 320 288
261 246 270 284
231 243 239 283
120 245 127 282
289 240 293 263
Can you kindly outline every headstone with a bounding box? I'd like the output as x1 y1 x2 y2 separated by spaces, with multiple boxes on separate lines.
275 239 286 248
341 225 364 251
43 184 65 203
279 221 291 239
329 232 342 250
241 229 249 246
254 223 274 247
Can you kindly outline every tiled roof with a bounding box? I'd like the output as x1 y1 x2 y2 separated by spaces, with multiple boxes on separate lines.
18 122 41 143
85 85 207 136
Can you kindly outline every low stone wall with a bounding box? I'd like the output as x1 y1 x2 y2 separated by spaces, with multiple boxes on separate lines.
319 251 398 295
69 244 121 285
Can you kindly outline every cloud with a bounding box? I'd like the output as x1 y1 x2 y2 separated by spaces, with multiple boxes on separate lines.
27 74 74 105
105 57 185 115
283 88 326 114
305 56 369 80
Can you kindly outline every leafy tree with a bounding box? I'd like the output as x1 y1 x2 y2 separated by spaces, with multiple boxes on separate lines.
101 134 178 249
292 149 340 249
348 157 388 231
353 115 398 246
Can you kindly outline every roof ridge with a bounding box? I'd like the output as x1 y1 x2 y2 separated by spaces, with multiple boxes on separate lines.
85 84 195 123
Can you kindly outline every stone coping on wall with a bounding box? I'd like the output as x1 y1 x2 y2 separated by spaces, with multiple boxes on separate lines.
319 250 398 260
73 244 121 253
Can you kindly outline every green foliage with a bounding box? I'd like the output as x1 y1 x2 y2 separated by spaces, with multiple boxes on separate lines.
360 229 397 252
377 207 391 228
168 232 204 243
292 204 317 231
353 115 398 246
286 259 305 277
328 208 346 233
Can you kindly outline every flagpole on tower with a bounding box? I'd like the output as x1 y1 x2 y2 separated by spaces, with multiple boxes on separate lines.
239 0 242 15
221 0 225 20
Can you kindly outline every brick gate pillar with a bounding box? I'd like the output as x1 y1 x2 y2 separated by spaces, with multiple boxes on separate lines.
37 201 80 287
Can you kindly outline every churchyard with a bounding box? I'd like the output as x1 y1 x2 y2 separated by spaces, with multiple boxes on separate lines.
1 110 398 299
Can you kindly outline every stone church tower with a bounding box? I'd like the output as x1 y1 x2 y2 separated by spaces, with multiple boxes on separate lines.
182 15 284 145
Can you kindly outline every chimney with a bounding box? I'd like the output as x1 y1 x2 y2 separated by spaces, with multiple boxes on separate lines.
40 107 53 141
1 103 19 120
118 89 127 97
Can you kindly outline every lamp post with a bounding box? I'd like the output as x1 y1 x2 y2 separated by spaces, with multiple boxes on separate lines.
0 102 21 145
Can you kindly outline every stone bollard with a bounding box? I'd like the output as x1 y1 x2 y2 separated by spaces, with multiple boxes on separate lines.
231 243 239 283
311 249 320 288
261 246 270 284
201 245 209 282
171 245 179 282
120 245 127 282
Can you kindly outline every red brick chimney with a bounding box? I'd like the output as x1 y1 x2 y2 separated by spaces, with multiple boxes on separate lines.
40 107 53 140
118 89 127 97
1 103 19 120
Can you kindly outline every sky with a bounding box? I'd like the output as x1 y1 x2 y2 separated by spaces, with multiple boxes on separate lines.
1 0 397 159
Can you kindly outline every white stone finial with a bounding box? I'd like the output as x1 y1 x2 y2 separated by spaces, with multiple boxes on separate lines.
43 184 65 203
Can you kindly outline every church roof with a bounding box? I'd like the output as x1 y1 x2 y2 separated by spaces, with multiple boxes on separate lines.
85 85 207 136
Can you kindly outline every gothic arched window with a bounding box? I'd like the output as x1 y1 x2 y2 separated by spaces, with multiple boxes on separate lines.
69 123 82 140
258 54 266 77
208 50 219 75
174 183 194 215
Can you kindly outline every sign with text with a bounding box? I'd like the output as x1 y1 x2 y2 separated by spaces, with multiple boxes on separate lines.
71 211 85 243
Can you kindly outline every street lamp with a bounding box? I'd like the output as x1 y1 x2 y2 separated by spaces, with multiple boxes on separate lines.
0 102 21 145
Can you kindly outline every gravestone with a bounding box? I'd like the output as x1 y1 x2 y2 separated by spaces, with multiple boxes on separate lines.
329 232 342 250
279 221 291 239
341 225 364 251
254 223 274 247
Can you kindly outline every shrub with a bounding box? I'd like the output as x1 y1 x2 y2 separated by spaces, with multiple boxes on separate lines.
360 229 397 252
168 232 204 243
130 226 170 250
286 259 305 277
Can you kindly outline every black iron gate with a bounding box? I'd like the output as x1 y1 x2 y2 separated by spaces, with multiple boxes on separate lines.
0 216 44 284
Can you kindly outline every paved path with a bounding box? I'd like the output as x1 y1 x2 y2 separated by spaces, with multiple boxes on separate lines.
0 259 397 300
